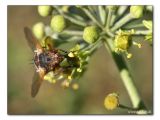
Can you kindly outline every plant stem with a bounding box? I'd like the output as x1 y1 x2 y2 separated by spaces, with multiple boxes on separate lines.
104 11 116 37
65 36 83 42
54 6 87 27
89 40 102 54
82 8 104 29
123 23 144 29
61 30 83 36
119 104 137 111
103 40 146 110
81 7 115 38
106 31 115 38
117 6 128 16
110 15 116 27
98 6 106 25
134 30 151 35
81 38 102 54
106 8 112 29
111 13 133 32
120 69 141 108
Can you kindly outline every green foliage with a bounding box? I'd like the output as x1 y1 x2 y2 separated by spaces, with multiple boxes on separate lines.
38 5 53 17
130 6 144 18
50 15 67 33
32 22 45 40
83 26 100 44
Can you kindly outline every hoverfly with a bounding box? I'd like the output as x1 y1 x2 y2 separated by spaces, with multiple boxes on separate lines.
24 27 79 97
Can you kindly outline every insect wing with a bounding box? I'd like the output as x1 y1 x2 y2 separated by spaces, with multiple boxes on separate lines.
24 27 43 51
31 69 46 97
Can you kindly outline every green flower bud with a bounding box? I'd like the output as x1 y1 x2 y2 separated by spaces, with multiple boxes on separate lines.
38 5 52 17
32 22 45 40
130 6 144 18
83 26 100 44
50 15 66 33
61 6 70 13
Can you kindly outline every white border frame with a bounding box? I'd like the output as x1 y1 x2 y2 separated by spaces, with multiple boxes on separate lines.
0 0 159 119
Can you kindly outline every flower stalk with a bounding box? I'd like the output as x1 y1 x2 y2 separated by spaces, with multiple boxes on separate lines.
82 7 104 29
134 30 151 35
54 6 87 27
104 39 147 112
111 13 133 32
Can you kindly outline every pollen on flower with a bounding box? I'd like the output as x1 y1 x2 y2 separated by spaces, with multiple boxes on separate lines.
115 35 129 51
114 29 139 58
127 53 132 59
44 71 57 83
72 83 79 90
65 82 70 87
68 52 75 58
51 79 56 84
133 41 142 48
104 93 119 110
77 68 82 72
68 75 72 80
57 75 64 80
114 29 134 53
114 48 119 53
62 80 70 88
44 76 56 84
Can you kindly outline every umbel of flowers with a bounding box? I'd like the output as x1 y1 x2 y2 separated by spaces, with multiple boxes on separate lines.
29 5 152 114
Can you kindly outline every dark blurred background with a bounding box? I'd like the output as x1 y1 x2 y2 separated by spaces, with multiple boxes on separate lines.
7 6 153 115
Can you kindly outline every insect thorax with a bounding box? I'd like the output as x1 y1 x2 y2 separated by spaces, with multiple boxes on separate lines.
34 49 64 72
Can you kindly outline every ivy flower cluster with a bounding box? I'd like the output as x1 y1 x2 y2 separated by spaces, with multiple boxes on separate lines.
30 5 152 113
